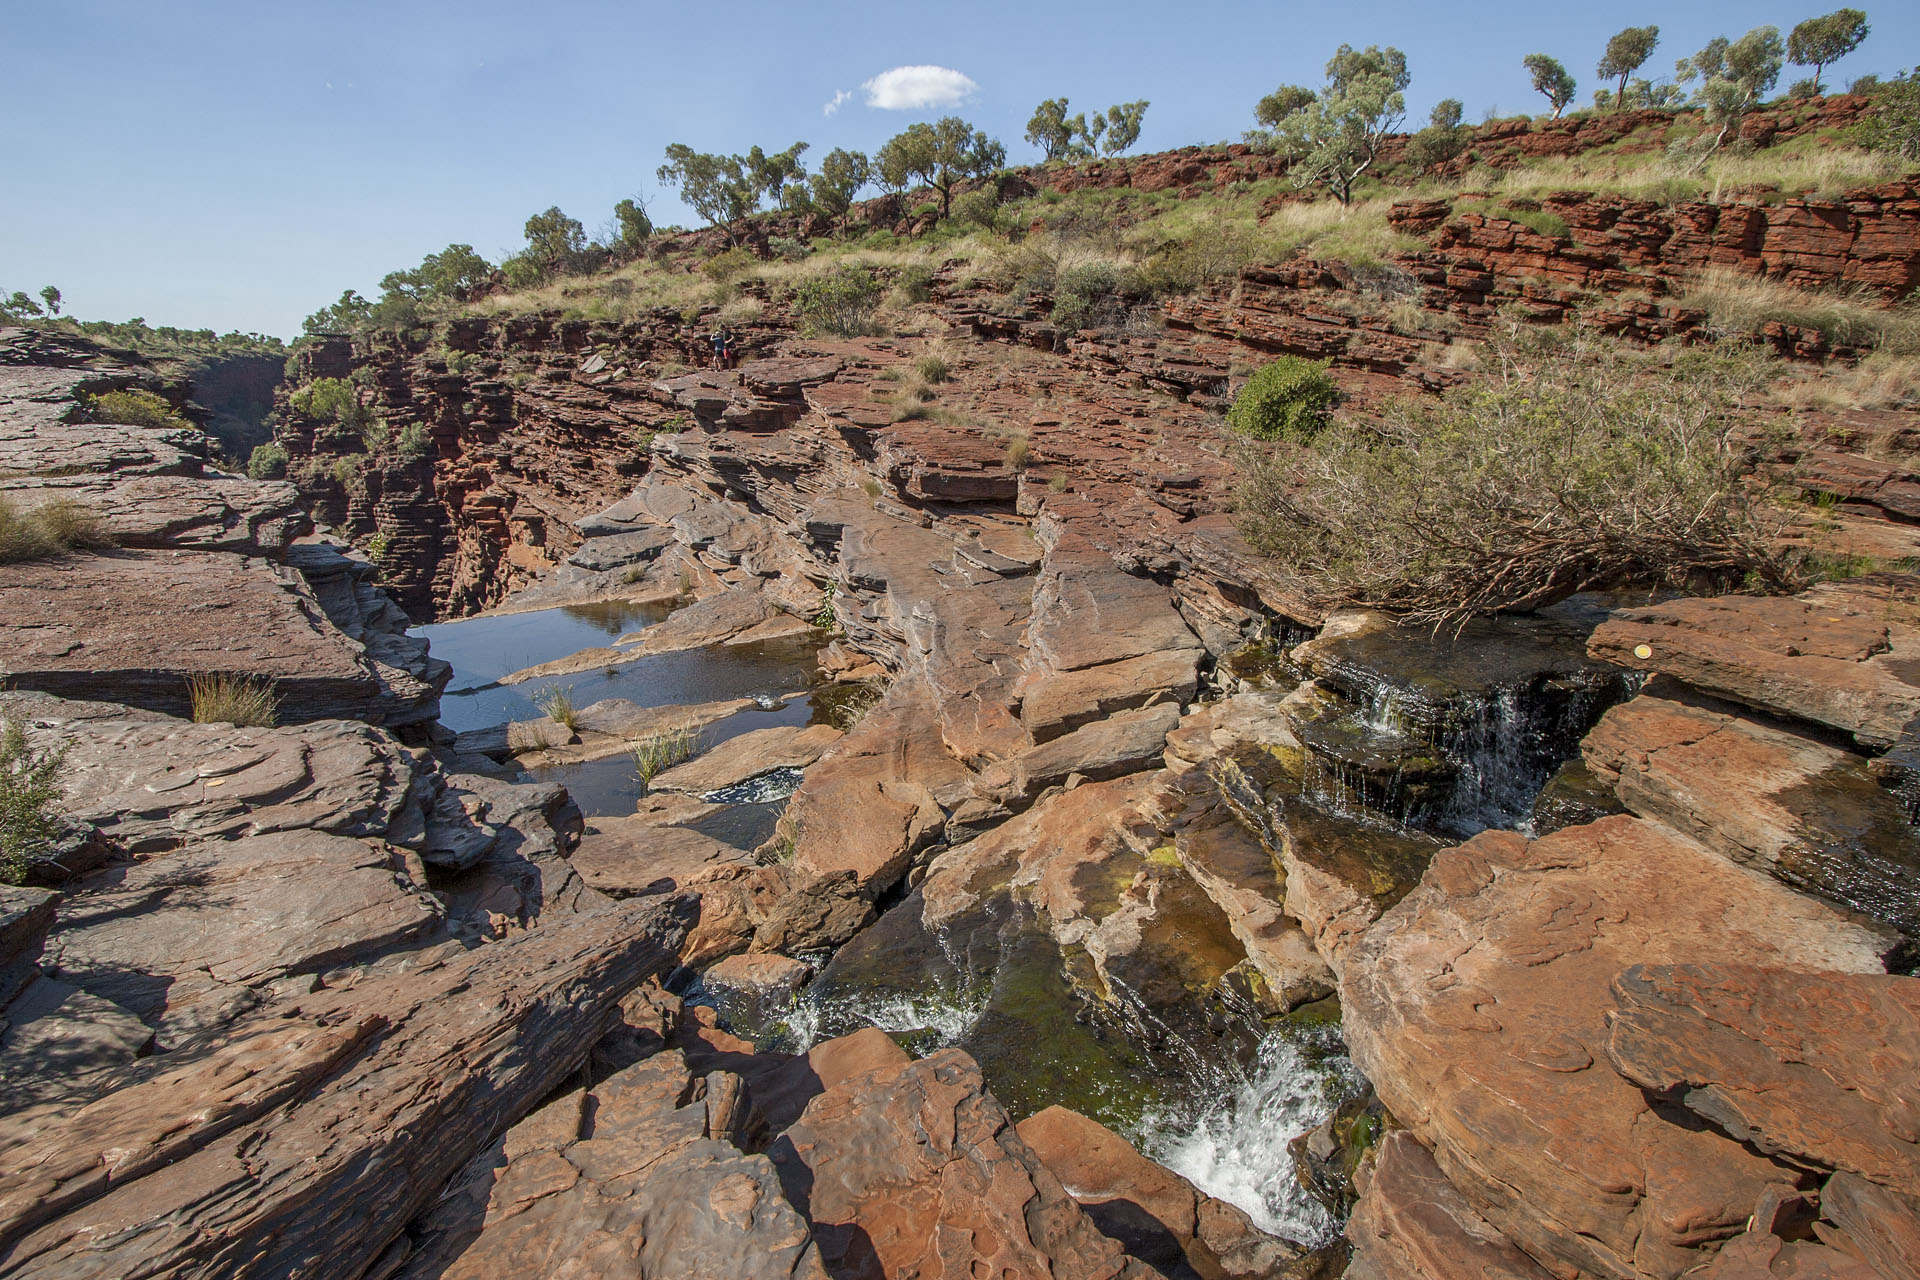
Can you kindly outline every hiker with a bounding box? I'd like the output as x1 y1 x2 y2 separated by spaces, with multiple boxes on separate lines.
719 326 738 370
709 328 727 371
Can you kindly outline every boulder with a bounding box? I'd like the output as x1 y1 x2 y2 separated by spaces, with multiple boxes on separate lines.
1587 580 1920 749
769 1048 1154 1280
1028 538 1202 673
398 1050 827 1280
1583 695 1920 938
994 702 1184 803
1606 963 1920 1199
703 953 813 1028
0 893 695 1279
1344 1132 1553 1280
752 871 877 956
1019 647 1204 743
1341 816 1890 1280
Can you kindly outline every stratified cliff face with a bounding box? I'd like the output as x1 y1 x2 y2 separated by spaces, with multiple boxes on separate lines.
276 167 1917 624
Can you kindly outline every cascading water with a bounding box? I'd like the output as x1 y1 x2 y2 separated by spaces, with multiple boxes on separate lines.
1135 1024 1365 1245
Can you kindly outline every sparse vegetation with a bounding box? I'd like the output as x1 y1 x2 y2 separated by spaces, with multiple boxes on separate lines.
532 683 581 731
187 674 280 727
629 726 697 790
246 442 289 480
793 265 883 336
1680 269 1920 353
0 495 112 562
1226 356 1341 442
1004 436 1031 470
0 720 67 886
84 388 191 431
1234 331 1797 624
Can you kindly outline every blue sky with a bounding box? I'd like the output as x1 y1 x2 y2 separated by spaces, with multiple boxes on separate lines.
4 1 1908 338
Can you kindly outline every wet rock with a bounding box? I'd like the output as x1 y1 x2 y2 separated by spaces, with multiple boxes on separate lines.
1528 757 1626 835
769 1047 1154 1280
1342 816 1889 1280
398 1050 826 1280
1607 963 1920 1198
1584 695 1920 938
1085 859 1245 1021
1344 1131 1553 1280
650 723 843 795
1588 580 1920 749
752 870 876 956
0 893 695 1279
703 953 813 1028
1018 1104 1306 1280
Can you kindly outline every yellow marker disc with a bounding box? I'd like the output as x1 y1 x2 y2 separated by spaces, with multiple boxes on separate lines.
1633 644 1653 660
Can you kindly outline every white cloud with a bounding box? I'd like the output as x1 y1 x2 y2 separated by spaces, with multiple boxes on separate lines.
822 88 853 116
861 65 978 111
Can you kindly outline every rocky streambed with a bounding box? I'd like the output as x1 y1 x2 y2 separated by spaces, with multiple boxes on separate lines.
4 318 1920 1280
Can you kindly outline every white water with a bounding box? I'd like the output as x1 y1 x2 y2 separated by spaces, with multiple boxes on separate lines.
1136 1025 1364 1246
778 984 990 1055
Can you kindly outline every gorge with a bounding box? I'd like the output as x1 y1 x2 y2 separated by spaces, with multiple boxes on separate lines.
3 86 1920 1280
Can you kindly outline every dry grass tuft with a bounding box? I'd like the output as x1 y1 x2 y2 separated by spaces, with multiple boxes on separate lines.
188 674 280 727
532 684 581 731
0 495 114 563
1680 269 1920 354
629 726 697 790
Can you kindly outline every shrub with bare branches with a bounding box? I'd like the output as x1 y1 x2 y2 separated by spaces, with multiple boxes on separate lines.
1234 330 1800 623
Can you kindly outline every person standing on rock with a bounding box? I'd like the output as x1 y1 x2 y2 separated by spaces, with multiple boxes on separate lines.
710 328 727 371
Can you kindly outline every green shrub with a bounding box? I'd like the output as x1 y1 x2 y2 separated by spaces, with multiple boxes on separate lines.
246 442 289 479
1050 261 1141 334
0 720 67 885
794 266 883 336
768 236 810 261
1226 356 1341 441
896 265 936 304
1139 224 1257 295
187 674 280 727
1233 332 1797 623
700 248 758 283
396 423 433 458
84 388 189 430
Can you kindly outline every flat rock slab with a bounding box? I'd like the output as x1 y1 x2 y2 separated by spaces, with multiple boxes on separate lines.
570 818 755 898
1028 538 1201 673
995 702 1184 803
1020 647 1203 743
0 473 309 555
42 830 442 1039
1341 815 1889 1280
1584 694 1920 938
651 724 843 796
771 1048 1153 1280
0 414 202 478
562 525 674 573
1608 962 1920 1199
0 893 694 1280
0 549 401 725
1588 580 1920 748
41 716 415 854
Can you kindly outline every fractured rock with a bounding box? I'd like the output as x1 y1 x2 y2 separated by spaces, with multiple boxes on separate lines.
1341 815 1889 1280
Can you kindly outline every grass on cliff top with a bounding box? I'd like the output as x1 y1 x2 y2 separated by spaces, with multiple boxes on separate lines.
1463 131 1905 205
1680 269 1920 355
0 495 114 562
